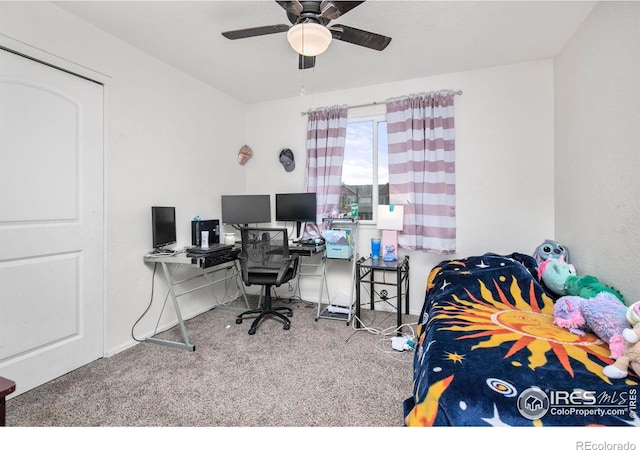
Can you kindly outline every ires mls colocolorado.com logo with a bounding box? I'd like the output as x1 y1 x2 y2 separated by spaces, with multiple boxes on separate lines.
517 386 637 421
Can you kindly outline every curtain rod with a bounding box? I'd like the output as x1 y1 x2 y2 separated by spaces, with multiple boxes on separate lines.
300 89 463 116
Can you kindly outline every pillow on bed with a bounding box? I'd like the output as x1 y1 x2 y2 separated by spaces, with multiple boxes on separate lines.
424 253 545 314
481 252 541 281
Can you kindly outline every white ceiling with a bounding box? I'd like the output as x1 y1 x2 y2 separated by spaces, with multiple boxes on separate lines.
54 1 598 104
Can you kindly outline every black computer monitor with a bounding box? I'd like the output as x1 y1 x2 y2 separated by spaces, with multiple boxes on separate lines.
221 194 271 226
275 192 317 240
151 206 177 250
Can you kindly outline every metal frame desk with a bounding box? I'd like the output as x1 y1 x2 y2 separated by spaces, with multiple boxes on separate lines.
143 250 249 352
355 255 410 335
289 242 327 304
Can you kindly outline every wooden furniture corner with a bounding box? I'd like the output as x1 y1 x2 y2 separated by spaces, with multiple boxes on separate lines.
0 377 16 426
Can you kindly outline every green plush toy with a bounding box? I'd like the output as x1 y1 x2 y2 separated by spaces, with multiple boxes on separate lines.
565 275 624 301
539 258 625 303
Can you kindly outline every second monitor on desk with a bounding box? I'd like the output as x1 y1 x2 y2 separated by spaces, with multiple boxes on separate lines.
275 192 317 241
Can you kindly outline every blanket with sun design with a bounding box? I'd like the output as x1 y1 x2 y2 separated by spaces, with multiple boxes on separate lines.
403 253 638 427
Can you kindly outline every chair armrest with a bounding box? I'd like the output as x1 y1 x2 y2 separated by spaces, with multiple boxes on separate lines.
275 255 299 286
237 254 250 285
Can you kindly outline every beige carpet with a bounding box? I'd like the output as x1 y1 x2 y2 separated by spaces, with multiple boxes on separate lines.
6 296 418 428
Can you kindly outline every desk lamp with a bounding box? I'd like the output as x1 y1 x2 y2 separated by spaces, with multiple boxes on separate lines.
377 205 404 261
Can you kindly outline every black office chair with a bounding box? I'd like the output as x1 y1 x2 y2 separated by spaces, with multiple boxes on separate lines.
236 227 299 335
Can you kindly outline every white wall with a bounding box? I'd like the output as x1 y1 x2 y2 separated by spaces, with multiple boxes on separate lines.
244 60 556 315
554 1 640 305
0 2 560 358
0 2 247 355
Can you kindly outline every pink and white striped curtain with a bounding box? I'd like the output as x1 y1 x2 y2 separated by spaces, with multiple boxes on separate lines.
304 105 348 236
385 92 456 254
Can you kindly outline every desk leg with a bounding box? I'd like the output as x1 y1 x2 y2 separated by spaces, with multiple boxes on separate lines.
396 267 402 336
405 269 410 319
145 262 196 352
321 261 330 306
315 257 330 320
369 270 375 311
355 264 361 329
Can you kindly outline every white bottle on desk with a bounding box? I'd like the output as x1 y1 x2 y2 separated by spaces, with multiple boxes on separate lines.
201 231 209 249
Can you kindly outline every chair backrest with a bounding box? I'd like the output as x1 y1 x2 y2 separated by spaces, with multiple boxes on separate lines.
239 227 291 274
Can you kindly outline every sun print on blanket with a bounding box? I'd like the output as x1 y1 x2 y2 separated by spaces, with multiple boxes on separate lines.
432 274 615 382
407 254 638 427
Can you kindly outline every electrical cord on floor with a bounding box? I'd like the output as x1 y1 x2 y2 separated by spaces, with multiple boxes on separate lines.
349 282 416 337
131 262 158 342
288 277 320 308
343 281 418 362
374 335 415 364
215 266 245 307
272 281 317 308
131 261 174 342
350 313 417 339
345 313 417 363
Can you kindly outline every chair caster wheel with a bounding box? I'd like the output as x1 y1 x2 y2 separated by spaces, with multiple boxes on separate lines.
283 323 290 330
248 328 256 335
236 318 243 324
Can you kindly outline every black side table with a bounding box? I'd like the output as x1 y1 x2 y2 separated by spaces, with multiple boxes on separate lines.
355 255 409 335
0 376 16 426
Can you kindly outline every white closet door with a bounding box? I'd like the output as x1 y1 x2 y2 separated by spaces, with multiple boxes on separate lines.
0 49 104 396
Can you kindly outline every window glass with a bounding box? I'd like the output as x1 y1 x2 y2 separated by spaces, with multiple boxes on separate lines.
377 120 389 206
340 118 388 221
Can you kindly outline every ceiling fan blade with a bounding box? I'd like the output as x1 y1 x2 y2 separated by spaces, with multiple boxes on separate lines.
299 54 316 70
276 1 303 20
222 24 290 40
329 24 391 51
320 1 365 20
276 1 303 14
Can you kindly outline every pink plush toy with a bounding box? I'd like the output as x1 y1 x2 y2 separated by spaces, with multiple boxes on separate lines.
553 293 629 359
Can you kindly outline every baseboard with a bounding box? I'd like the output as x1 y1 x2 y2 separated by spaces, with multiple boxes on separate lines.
106 296 248 357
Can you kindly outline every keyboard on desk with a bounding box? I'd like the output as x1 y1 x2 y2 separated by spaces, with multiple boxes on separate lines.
293 239 325 247
191 247 239 269
186 243 233 255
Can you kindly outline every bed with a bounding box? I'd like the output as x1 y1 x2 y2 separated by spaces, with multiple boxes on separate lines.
403 252 639 426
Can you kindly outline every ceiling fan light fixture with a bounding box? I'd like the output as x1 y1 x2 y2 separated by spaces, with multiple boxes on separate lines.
287 22 332 57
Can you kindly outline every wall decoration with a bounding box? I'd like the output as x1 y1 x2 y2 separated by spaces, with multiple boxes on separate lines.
279 148 295 172
238 145 253 165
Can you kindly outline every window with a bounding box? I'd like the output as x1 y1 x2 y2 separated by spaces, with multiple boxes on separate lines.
341 116 388 221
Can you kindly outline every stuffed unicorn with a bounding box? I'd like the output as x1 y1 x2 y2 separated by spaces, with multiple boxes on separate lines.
553 293 629 359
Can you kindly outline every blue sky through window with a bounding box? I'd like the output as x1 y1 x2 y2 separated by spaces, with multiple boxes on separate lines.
342 120 388 185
